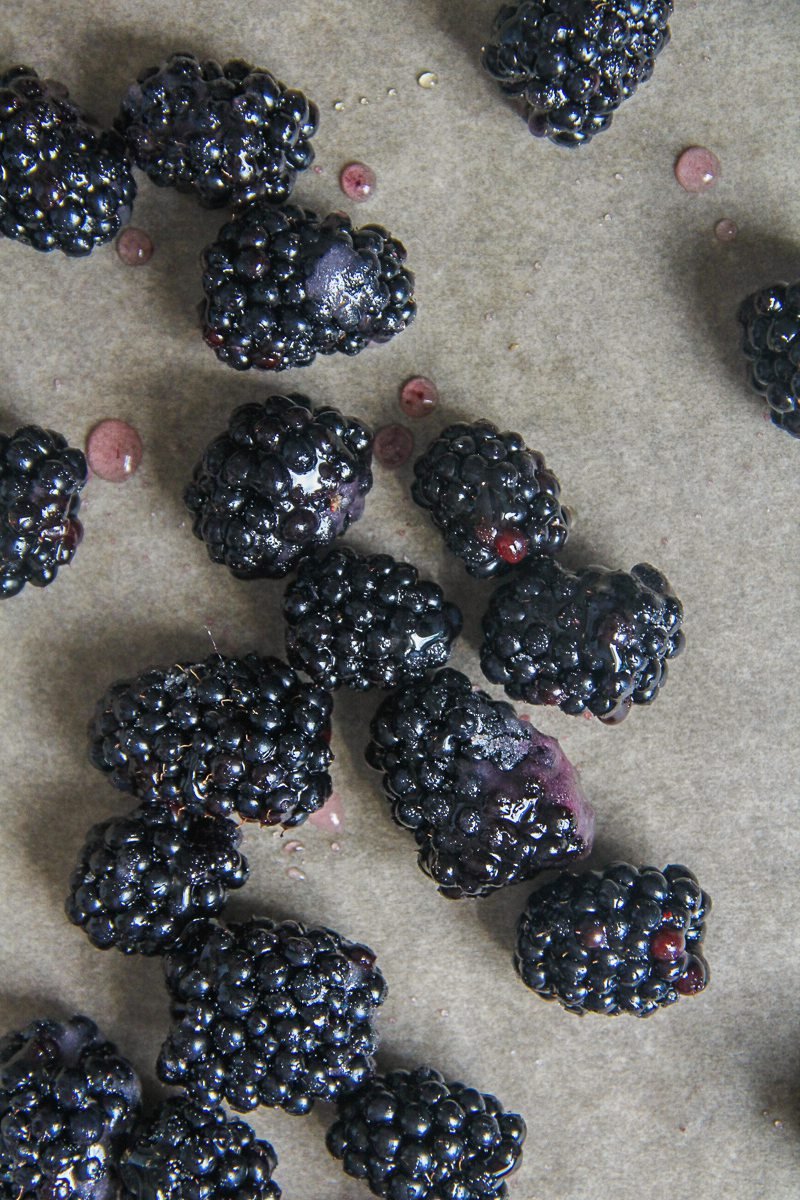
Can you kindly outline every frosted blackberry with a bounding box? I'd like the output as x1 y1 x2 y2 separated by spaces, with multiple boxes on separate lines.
0 424 88 598
516 863 711 1016
116 53 317 209
0 1015 141 1200
327 1066 526 1200
366 668 594 897
738 281 800 437
201 204 415 371
184 394 373 578
157 917 387 1114
0 66 135 254
481 556 684 722
482 0 673 146
411 421 570 578
89 652 332 826
284 547 463 690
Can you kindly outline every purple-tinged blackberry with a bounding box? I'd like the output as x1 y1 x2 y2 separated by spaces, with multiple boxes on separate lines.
89 652 333 825
157 917 387 1115
201 204 415 371
184 394 373 579
366 668 594 898
516 863 711 1016
327 1066 526 1200
481 556 684 722
482 1 673 146
738 280 800 437
116 53 317 210
411 421 570 579
0 1015 141 1200
283 547 463 690
0 424 88 599
0 66 135 254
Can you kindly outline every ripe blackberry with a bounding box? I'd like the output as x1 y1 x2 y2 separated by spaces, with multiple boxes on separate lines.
366 668 594 897
326 1066 526 1200
411 421 570 579
283 547 463 690
201 204 415 371
157 917 387 1115
482 0 673 146
184 394 373 578
0 66 135 254
738 280 800 437
89 652 333 825
481 556 684 722
0 424 88 599
0 1015 141 1200
116 53 318 209
515 863 711 1016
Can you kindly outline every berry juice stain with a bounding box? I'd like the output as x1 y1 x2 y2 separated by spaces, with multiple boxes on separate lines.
674 146 721 193
374 424 414 468
714 217 738 242
340 161 376 202
86 420 143 482
308 792 344 834
399 376 439 418
116 226 154 266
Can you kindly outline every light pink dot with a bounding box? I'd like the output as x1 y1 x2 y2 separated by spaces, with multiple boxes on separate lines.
340 161 376 202
374 424 414 468
116 226 154 266
674 146 721 193
714 217 738 242
308 792 344 834
400 376 439 418
86 420 143 483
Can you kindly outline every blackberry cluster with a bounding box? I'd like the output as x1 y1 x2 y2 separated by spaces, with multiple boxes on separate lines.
157 917 387 1114
89 652 333 826
184 394 373 579
516 863 711 1016
738 280 800 437
283 547 463 690
366 668 594 897
0 66 135 254
201 204 415 371
116 53 318 209
411 421 570 578
327 1066 526 1200
0 424 88 598
482 0 673 146
481 556 684 721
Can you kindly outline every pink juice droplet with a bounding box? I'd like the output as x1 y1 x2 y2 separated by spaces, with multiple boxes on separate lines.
674 146 721 193
116 226 154 266
86 420 143 483
282 840 304 856
714 217 738 242
374 424 414 468
308 792 344 834
286 866 306 882
400 376 439 418
340 161 376 202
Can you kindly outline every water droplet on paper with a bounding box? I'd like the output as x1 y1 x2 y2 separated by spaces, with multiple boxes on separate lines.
417 71 438 89
116 226 154 266
374 424 414 468
282 840 304 856
387 87 397 97
340 161 376 202
308 792 344 834
86 420 143 482
533 261 542 271
333 100 345 112
400 376 439 418
437 1008 450 1019
286 866 306 882
714 217 738 242
674 146 721 193
613 172 623 181
330 841 342 854
359 96 369 106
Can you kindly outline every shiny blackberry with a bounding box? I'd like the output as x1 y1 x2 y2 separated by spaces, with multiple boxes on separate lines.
738 281 800 437
184 394 373 578
89 652 333 826
411 421 570 578
201 204 415 371
481 556 684 722
516 863 711 1016
482 0 673 146
157 917 387 1115
327 1066 526 1200
366 668 594 897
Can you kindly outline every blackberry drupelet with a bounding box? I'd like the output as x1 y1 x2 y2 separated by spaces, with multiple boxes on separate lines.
411 421 570 579
738 280 800 437
482 0 673 146
283 547 463 690
327 1066 526 1200
0 66 135 254
0 1015 141 1200
516 862 711 1016
201 204 415 371
481 555 684 722
184 394 373 578
366 668 594 897
0 424 88 598
116 53 318 209
157 917 387 1114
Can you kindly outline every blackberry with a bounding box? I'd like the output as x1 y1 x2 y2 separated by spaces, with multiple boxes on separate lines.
89 652 333 826
283 547 463 690
366 668 594 897
157 917 387 1114
184 394 373 578
411 421 570 579
201 204 415 371
116 53 318 210
481 556 684 722
326 1066 526 1200
0 66 135 254
0 1015 141 1200
738 280 800 437
515 862 711 1016
0 424 88 598
482 0 673 146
